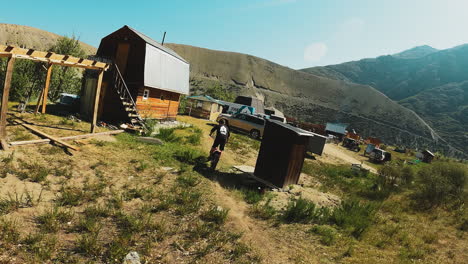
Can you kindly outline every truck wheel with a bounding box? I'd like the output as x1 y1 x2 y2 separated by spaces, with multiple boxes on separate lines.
250 129 260 139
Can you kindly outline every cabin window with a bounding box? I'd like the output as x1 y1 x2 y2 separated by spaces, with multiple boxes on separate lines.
143 89 149 100
196 101 203 108
160 94 165 101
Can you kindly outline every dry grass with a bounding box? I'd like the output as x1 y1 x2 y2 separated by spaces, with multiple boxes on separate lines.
0 113 465 263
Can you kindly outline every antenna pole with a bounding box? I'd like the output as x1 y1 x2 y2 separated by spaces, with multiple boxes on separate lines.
161 31 166 45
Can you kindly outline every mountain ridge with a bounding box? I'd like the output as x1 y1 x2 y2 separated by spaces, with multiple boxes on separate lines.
0 24 459 156
302 44 468 157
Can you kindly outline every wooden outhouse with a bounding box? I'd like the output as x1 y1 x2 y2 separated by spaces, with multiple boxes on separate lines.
422 150 435 163
82 25 189 126
254 120 314 188
186 95 224 121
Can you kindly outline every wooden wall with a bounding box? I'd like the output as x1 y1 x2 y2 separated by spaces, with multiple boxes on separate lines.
254 120 310 188
135 87 180 119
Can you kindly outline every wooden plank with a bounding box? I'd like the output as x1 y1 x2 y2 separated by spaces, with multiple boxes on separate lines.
9 130 125 146
14 120 79 151
41 64 52 114
0 139 9 151
35 87 44 114
0 57 15 149
91 70 104 133
0 45 109 70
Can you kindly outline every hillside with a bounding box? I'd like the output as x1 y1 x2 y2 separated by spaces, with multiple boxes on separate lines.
0 24 449 154
301 45 468 157
0 23 96 55
166 43 446 152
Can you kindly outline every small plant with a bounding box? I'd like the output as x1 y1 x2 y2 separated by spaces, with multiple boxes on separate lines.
309 225 337 246
23 233 58 261
331 199 377 238
0 218 20 244
55 185 84 207
156 128 181 142
176 173 201 188
174 189 203 215
412 162 467 209
281 198 330 224
201 206 229 225
123 186 155 201
76 232 101 258
83 204 111 219
250 198 277 220
174 148 204 165
240 188 264 204
36 207 74 233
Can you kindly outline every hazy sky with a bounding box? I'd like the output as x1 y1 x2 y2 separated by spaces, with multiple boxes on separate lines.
3 0 468 69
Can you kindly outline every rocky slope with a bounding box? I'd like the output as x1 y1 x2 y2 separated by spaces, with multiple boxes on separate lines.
165 44 451 153
302 45 468 157
0 23 96 54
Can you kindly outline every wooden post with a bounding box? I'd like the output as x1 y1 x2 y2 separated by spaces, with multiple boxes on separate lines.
35 87 44 114
91 70 104 133
40 64 52 114
0 56 15 150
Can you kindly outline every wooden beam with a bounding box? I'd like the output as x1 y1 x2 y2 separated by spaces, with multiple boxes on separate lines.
41 64 53 114
35 87 44 114
0 57 15 150
0 45 109 70
9 130 124 146
15 120 79 151
91 70 104 133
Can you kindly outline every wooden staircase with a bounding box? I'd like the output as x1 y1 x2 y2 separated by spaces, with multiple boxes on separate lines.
111 65 146 130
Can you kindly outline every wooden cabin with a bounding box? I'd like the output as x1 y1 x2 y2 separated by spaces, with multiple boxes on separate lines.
186 95 224 121
254 120 314 188
422 150 435 163
81 26 189 124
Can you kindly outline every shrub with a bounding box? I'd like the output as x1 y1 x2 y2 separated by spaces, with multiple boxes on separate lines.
156 128 181 143
378 162 414 188
309 225 337 246
412 162 467 209
281 198 330 224
201 206 229 225
0 218 20 244
250 198 277 220
36 207 74 233
174 148 205 165
331 199 377 238
241 188 264 204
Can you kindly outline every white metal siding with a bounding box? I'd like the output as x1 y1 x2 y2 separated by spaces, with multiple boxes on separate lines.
144 43 190 95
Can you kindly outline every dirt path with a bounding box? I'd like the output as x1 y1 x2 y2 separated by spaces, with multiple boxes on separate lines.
316 144 377 173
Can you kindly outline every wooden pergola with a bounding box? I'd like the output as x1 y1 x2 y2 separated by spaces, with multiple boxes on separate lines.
0 45 111 150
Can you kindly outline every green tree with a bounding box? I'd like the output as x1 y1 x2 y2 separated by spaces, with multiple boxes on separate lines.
204 83 235 102
48 35 86 101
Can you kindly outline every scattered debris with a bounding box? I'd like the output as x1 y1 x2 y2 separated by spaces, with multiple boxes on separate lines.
123 251 141 264
137 137 164 145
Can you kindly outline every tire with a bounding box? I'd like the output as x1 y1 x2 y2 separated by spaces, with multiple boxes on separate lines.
210 152 221 170
250 129 260 139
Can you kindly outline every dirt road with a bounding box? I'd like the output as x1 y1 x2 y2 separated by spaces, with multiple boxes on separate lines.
318 144 377 174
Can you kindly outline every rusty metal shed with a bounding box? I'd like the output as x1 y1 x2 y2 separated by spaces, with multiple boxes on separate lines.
254 119 314 188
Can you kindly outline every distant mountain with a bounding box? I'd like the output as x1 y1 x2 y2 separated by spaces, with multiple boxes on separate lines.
302 45 468 157
0 23 96 54
392 45 439 59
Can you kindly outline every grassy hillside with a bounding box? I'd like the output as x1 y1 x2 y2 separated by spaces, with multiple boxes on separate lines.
0 23 96 55
166 44 447 153
0 113 466 263
302 45 468 157
0 23 454 155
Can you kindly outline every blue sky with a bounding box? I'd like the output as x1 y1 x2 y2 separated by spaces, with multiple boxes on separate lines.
2 0 468 69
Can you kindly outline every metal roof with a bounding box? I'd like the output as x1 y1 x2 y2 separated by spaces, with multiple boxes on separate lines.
269 120 315 137
325 122 348 135
125 26 188 64
187 95 224 105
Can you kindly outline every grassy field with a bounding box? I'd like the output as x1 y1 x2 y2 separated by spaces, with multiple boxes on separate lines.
0 113 466 263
